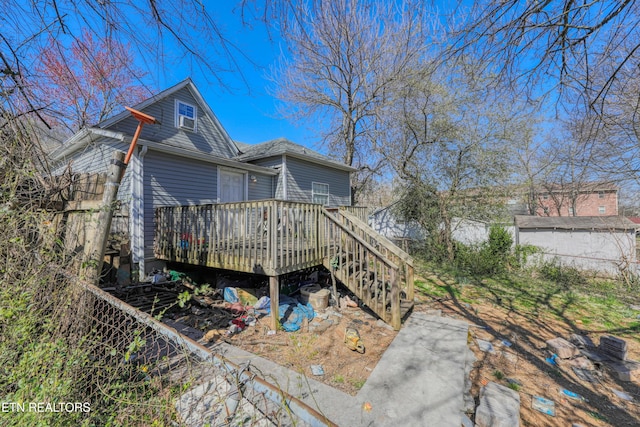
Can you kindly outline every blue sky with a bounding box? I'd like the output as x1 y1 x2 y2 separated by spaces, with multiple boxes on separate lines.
152 5 319 150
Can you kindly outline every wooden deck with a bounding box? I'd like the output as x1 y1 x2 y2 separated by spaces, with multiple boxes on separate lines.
154 200 413 329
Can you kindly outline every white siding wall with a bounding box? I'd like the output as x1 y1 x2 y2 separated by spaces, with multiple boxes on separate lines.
519 228 636 275
370 208 426 241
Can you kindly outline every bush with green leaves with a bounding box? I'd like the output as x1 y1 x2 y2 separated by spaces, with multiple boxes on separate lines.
453 225 514 276
539 259 587 289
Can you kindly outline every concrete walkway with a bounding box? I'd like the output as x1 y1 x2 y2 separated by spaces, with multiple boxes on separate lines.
209 311 473 426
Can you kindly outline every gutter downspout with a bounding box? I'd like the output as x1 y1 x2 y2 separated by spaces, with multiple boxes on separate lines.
282 155 288 200
132 145 148 281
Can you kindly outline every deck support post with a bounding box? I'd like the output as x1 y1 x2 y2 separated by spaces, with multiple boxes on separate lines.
269 275 280 331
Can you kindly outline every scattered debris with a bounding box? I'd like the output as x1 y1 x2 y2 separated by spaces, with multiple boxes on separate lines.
310 319 334 333
610 388 633 401
599 335 628 361
607 359 640 382
572 367 598 383
500 339 512 348
476 339 495 353
475 382 521 427
569 334 596 350
546 337 580 359
532 395 555 416
545 353 558 366
569 356 594 370
560 388 585 401
310 365 325 376
344 327 365 353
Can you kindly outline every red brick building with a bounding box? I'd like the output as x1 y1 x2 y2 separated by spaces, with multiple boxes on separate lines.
535 183 618 217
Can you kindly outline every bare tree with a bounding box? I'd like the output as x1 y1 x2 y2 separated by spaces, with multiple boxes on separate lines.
386 60 524 259
1 0 249 130
265 0 430 203
452 1 640 110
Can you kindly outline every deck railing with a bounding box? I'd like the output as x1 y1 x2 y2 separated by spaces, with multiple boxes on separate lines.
155 200 411 329
336 210 414 302
321 208 407 329
155 200 324 275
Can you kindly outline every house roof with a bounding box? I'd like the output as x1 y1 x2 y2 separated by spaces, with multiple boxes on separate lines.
95 78 240 155
234 137 357 172
514 215 637 231
49 127 278 176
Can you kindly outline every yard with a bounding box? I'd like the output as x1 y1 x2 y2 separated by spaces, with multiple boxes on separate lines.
206 261 640 425
132 257 640 425
414 263 640 427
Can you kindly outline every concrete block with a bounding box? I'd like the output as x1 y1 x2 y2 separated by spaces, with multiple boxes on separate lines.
481 381 521 405
475 382 520 427
599 335 627 361
608 360 640 382
569 334 596 349
546 337 579 359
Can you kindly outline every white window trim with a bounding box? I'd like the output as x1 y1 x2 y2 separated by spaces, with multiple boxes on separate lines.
598 206 606 214
312 181 330 205
175 99 197 132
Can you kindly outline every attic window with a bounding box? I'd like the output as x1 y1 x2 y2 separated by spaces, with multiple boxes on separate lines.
176 100 197 132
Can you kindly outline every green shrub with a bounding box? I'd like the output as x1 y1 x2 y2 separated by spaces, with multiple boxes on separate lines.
453 225 514 276
539 260 587 288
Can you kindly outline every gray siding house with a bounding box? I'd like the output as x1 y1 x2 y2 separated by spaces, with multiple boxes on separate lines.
50 79 355 278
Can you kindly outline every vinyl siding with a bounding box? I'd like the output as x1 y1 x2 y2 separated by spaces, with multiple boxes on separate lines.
248 157 283 199
247 172 275 200
143 150 218 259
285 157 351 206
105 86 237 159
52 139 131 200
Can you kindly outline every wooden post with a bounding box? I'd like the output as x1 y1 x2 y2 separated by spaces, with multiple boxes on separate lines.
269 275 280 331
390 268 401 330
406 263 415 302
80 151 126 284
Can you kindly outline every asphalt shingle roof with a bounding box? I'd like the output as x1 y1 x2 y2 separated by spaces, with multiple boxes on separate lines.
515 215 638 231
234 138 355 171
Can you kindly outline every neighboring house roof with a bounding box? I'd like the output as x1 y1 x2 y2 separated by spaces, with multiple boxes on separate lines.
536 181 619 194
627 217 640 224
515 215 637 231
235 137 357 172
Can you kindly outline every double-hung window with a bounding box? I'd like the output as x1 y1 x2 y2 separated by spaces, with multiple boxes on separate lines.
312 182 329 205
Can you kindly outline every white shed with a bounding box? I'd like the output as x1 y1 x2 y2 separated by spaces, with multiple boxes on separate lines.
514 215 638 275
369 203 426 243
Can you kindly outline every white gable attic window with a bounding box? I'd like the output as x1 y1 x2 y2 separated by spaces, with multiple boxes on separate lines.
175 100 197 131
312 182 329 205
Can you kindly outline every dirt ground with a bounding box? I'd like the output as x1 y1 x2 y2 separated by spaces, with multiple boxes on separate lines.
220 304 398 395
216 283 640 426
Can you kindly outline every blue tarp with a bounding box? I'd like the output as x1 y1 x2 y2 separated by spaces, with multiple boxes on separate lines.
278 295 315 332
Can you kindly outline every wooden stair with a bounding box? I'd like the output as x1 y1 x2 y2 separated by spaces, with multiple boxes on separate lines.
321 209 414 330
